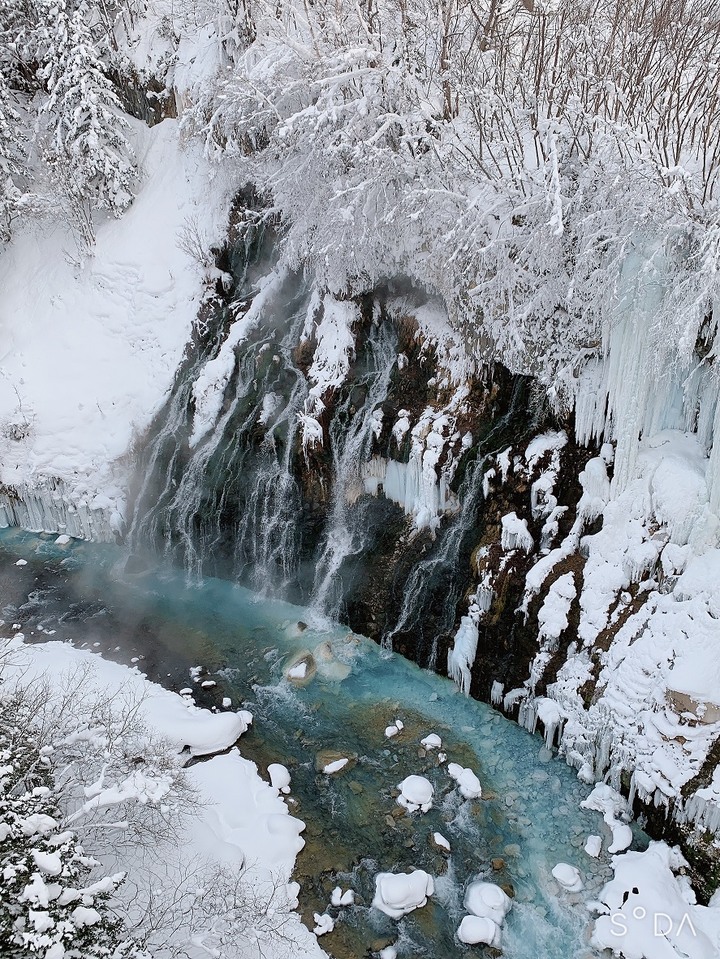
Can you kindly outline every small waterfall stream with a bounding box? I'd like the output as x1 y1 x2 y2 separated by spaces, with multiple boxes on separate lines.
310 318 398 618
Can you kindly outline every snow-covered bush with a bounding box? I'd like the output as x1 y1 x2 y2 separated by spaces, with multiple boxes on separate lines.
0 716 138 958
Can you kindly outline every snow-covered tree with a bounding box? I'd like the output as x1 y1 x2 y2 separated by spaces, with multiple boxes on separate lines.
37 0 136 243
0 716 137 958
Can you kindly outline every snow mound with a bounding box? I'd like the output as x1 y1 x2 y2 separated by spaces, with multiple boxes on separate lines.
396 775 434 813
372 870 434 919
552 863 584 892
447 762 482 799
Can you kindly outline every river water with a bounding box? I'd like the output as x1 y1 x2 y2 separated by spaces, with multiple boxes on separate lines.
0 528 645 958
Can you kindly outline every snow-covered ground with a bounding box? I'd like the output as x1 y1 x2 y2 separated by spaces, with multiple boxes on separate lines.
0 115 232 538
1 633 326 958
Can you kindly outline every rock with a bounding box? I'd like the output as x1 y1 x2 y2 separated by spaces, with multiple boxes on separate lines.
285 650 317 685
491 858 505 871
314 749 356 774
348 781 364 795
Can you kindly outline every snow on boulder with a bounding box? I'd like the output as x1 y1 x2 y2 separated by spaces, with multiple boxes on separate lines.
584 835 602 858
323 757 349 775
331 886 355 906
464 881 512 924
267 763 291 794
420 733 442 750
313 912 334 935
552 863 584 892
385 719 404 738
54 534 71 546
448 763 482 799
580 783 633 853
457 915 502 947
432 831 451 852
372 869 434 919
397 775 434 813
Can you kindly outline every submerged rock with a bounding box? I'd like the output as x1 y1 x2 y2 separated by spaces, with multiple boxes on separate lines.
284 650 317 685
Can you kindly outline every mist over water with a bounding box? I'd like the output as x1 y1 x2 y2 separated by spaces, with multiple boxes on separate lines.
0 529 647 958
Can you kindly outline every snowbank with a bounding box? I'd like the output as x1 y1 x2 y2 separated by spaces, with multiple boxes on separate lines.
591 842 720 958
1 636 326 957
0 118 233 536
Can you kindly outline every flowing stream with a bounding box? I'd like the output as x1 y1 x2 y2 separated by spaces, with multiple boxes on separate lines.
0 529 647 959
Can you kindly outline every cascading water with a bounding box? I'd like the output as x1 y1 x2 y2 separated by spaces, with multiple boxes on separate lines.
129 215 539 672
310 317 398 619
381 376 534 667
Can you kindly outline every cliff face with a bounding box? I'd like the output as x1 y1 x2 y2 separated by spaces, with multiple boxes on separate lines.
126 208 720 894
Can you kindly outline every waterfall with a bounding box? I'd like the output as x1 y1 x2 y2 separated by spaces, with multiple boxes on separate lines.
380 376 534 667
310 317 398 618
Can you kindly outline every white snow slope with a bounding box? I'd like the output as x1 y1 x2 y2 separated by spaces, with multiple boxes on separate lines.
0 116 232 538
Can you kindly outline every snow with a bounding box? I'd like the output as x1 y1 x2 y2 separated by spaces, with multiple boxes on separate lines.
501 512 534 553
433 832 450 851
464 882 512 925
421 733 442 750
447 602 480 696
1 635 326 959
0 117 233 537
323 758 348 774
457 915 502 947
288 662 307 680
31 850 62 876
385 719 404 738
581 784 633 854
331 886 355 906
551 863 584 893
313 913 334 935
447 763 482 799
585 835 603 858
590 841 720 959
396 775 434 813
299 295 357 449
268 763 291 795
537 573 576 643
372 870 434 919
